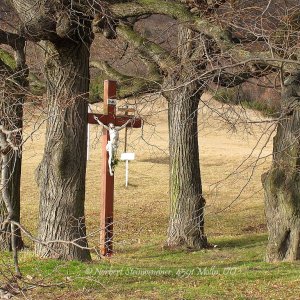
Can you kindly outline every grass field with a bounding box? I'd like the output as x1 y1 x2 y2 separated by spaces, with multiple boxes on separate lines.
1 95 299 299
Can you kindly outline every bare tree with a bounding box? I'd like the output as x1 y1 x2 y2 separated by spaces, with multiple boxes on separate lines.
0 28 27 251
0 124 22 276
262 71 300 262
261 4 300 261
4 0 110 260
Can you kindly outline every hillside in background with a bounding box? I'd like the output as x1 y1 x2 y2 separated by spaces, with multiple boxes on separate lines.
0 2 282 109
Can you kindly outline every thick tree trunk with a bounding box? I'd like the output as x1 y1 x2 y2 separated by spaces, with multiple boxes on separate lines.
262 71 300 262
0 60 24 251
166 82 208 249
165 26 208 249
35 40 91 261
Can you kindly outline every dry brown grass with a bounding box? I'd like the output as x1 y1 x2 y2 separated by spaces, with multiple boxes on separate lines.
20 93 274 249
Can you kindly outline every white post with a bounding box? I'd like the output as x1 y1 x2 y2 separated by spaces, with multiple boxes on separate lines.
125 160 129 187
121 152 135 188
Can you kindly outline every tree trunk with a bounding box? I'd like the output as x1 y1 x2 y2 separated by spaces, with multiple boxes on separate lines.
0 148 23 251
0 59 24 251
35 40 91 261
165 26 209 249
262 71 300 262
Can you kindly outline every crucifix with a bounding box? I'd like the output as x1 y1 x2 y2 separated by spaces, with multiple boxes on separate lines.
87 80 142 256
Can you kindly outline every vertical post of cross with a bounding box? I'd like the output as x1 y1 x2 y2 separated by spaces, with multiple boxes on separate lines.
100 80 117 256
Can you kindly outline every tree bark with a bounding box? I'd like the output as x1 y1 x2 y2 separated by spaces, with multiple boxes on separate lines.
0 59 24 251
164 26 209 249
0 140 23 252
262 71 300 262
0 137 23 252
35 40 91 261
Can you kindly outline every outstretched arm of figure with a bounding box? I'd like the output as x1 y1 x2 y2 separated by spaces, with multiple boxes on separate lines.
94 115 109 130
116 118 134 131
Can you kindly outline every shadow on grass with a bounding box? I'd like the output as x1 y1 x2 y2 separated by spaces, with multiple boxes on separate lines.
213 233 267 249
140 156 169 165
116 233 268 259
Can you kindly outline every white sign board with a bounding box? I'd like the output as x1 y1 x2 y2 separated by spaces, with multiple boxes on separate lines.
108 98 117 105
121 152 135 161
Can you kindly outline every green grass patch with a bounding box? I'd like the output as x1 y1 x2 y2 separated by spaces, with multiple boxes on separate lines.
1 234 299 299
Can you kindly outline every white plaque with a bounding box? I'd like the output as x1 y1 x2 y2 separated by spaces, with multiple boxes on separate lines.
108 98 117 105
121 152 135 161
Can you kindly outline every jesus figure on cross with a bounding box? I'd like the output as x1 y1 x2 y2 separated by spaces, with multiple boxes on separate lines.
93 116 133 176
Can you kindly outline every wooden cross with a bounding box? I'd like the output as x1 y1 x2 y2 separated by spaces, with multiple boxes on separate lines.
87 80 142 256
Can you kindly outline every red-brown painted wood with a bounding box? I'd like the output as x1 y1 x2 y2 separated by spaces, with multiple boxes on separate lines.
100 80 116 256
88 113 142 128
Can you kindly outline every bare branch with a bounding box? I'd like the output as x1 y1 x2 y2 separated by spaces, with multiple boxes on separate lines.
117 24 178 72
90 60 162 98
